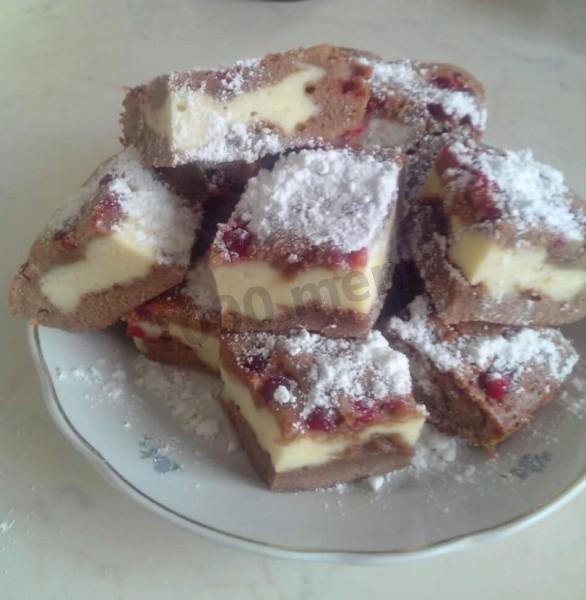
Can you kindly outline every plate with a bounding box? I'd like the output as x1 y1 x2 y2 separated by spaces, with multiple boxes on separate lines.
29 323 586 564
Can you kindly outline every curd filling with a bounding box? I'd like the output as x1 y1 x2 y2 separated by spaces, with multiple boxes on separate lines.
131 320 220 371
144 65 325 152
212 225 393 321
221 369 425 473
449 219 586 301
40 231 156 313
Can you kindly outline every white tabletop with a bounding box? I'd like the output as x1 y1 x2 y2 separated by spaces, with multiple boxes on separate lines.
1 0 585 598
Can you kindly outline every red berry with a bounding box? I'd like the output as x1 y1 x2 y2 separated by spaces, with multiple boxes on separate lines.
348 248 368 270
90 193 121 234
222 222 253 259
479 373 510 401
427 102 449 121
242 354 268 373
126 324 147 339
306 408 340 432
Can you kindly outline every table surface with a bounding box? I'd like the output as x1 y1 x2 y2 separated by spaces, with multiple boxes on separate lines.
1 0 585 598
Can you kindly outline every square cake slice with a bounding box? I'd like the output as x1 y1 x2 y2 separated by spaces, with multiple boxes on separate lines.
384 296 578 450
124 257 221 373
10 148 202 331
122 44 371 167
412 140 586 325
210 148 403 337
220 330 426 490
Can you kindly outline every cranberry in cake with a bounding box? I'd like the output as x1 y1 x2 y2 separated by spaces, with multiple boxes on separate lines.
122 44 371 167
10 148 201 331
384 296 578 450
210 148 404 337
220 329 426 490
124 257 221 373
411 140 586 325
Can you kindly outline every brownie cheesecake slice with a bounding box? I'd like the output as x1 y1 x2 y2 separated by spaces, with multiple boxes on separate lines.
384 296 578 450
10 148 202 331
122 44 371 167
124 256 221 373
220 329 426 490
411 140 586 325
210 147 404 337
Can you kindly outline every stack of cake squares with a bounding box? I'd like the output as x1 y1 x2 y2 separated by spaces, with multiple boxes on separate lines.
10 45 584 490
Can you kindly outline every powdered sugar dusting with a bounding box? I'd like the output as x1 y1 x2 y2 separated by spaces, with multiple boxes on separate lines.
362 58 486 130
236 149 400 252
238 330 414 419
448 141 584 241
367 424 462 492
181 258 220 314
47 148 199 264
387 296 578 382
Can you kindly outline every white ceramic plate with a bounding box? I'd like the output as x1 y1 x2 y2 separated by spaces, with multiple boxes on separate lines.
29 323 586 564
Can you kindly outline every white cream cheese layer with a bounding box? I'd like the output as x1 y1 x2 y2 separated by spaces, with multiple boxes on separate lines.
144 65 325 153
221 369 425 473
212 230 392 322
449 220 586 301
132 320 220 372
167 323 220 371
40 231 156 313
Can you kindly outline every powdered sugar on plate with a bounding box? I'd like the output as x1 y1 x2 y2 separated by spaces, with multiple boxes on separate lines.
56 353 223 440
46 147 200 264
235 148 400 252
447 141 584 241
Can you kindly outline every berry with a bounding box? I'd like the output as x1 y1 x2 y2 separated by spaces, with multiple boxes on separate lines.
427 102 449 121
222 222 253 258
90 193 121 234
306 408 340 432
126 324 147 339
479 373 510 401
242 354 268 373
348 248 368 270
